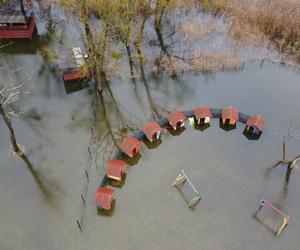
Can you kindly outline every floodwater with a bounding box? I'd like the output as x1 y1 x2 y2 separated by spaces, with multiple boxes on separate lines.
1 6 300 250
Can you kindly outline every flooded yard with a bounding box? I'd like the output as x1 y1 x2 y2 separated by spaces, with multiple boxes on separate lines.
1 1 300 250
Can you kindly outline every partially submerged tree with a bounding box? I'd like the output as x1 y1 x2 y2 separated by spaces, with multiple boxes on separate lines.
0 65 53 197
273 126 300 170
0 79 28 157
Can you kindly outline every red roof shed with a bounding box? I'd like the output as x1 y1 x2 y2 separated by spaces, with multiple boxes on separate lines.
119 135 141 158
246 115 265 132
106 159 126 181
167 111 187 130
0 11 36 39
63 70 91 82
94 187 114 210
193 106 212 124
143 121 163 142
221 106 239 125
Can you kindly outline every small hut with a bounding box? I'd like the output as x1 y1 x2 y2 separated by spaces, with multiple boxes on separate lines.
221 106 239 125
0 11 36 39
193 106 212 125
246 115 265 135
59 47 91 82
94 187 114 210
119 135 141 158
106 159 126 181
143 121 163 143
167 111 187 130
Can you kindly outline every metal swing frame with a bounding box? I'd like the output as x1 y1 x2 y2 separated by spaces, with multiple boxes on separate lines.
172 170 201 208
254 198 289 237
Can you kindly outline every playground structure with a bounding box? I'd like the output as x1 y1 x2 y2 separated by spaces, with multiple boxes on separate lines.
254 199 289 237
172 170 201 208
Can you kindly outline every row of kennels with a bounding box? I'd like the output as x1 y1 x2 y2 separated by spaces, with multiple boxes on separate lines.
94 106 265 211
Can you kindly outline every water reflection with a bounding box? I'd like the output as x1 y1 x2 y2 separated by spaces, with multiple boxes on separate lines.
94 88 142 165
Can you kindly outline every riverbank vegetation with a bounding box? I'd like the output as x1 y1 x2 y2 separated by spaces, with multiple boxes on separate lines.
35 0 299 86
200 0 300 62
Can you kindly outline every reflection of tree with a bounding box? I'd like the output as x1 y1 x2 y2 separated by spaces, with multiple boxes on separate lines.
0 64 54 200
94 84 142 165
154 1 178 78
134 12 169 120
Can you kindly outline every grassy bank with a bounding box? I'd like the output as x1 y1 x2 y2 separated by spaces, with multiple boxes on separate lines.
201 0 300 61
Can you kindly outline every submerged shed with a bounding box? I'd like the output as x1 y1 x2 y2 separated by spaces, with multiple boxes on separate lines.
246 115 265 134
94 187 114 210
106 159 126 181
221 106 239 125
0 11 36 39
193 106 212 125
59 47 91 82
119 135 141 158
167 111 187 130
143 121 163 142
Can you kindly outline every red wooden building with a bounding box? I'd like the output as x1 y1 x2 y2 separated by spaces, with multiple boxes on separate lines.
119 135 141 158
106 159 126 181
193 106 212 125
221 106 239 125
94 187 114 210
59 47 91 82
246 115 265 134
167 111 187 130
143 121 163 142
0 11 36 39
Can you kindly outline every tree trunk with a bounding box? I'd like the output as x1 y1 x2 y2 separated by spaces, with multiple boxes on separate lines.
19 0 27 21
0 105 21 154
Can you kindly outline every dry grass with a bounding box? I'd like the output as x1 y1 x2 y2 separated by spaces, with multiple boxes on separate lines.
201 0 300 61
159 50 242 75
180 18 220 39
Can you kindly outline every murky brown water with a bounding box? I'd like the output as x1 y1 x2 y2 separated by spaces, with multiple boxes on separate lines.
1 5 300 250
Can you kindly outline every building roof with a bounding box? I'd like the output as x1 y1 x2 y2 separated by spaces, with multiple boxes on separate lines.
246 115 265 132
142 121 163 141
167 111 187 128
193 106 212 120
119 135 140 156
0 11 26 24
221 106 239 120
58 47 88 71
106 159 126 180
94 187 114 210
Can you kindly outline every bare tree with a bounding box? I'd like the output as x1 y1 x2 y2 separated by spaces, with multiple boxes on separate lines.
272 117 300 170
0 65 53 197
